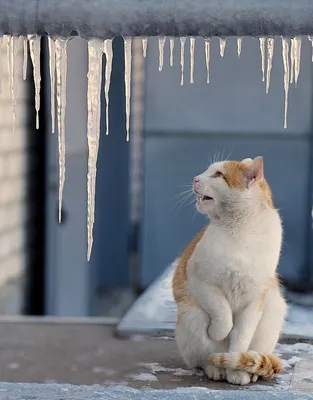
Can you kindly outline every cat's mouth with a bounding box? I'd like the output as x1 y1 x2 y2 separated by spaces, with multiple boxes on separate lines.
194 190 213 202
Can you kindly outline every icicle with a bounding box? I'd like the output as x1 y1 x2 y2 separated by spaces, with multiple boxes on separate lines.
142 37 148 58
180 37 186 86
158 36 166 72
48 37 56 133
237 37 243 57
55 38 68 223
266 38 274 94
204 38 210 83
259 37 266 82
87 39 103 260
219 37 226 57
190 37 195 83
103 39 113 136
6 36 11 95
282 37 290 129
23 38 28 80
28 35 41 129
0 37 2 93
169 37 174 66
9 37 18 133
308 36 313 62
294 37 302 87
290 38 295 84
124 37 132 142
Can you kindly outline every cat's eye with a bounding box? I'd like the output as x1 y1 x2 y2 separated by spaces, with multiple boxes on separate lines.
212 171 223 178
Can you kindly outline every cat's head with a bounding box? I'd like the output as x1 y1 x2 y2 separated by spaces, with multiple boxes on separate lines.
193 156 273 218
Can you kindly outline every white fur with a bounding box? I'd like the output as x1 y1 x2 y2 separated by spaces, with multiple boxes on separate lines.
175 158 287 385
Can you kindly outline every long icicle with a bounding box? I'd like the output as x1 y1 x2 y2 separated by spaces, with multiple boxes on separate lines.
6 36 11 98
142 37 148 58
55 38 68 223
103 39 113 136
158 36 166 72
204 38 210 83
48 37 56 133
282 37 290 129
124 37 132 142
219 37 226 57
290 38 295 84
266 38 274 94
87 39 103 260
9 37 18 134
169 37 174 66
294 37 302 87
190 37 195 83
237 37 243 57
259 37 266 82
28 35 41 129
180 37 186 86
23 37 28 80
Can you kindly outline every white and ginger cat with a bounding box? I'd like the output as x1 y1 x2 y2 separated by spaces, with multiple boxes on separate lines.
172 156 287 386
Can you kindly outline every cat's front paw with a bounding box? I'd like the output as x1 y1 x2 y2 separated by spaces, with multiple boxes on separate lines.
205 365 226 381
208 317 232 342
226 370 251 386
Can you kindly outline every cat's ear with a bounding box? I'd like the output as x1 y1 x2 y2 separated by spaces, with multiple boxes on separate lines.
243 156 264 187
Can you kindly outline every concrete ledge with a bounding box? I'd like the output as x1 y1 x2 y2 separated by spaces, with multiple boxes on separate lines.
0 383 313 400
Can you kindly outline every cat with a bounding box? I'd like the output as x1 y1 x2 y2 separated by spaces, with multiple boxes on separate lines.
172 156 287 385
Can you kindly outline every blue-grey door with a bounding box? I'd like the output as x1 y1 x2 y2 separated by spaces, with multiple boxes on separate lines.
139 36 313 288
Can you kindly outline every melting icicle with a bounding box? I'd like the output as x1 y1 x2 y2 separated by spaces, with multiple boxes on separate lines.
259 37 266 82
204 38 210 83
266 38 274 94
237 37 243 57
87 39 103 260
294 37 301 87
169 37 174 66
142 37 148 58
48 37 56 133
9 37 18 133
308 36 313 62
158 36 166 72
124 37 132 142
190 37 195 84
219 37 226 57
28 35 41 129
180 37 186 86
103 39 113 136
55 38 68 223
282 37 290 129
23 38 28 80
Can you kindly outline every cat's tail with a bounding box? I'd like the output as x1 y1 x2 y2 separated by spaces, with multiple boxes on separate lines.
207 351 281 379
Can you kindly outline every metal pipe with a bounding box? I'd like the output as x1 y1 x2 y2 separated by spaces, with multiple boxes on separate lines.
1 0 313 39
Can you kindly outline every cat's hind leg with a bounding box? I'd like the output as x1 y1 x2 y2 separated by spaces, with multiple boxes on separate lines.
175 302 228 381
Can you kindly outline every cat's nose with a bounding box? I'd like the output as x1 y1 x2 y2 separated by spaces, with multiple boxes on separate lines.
193 177 200 183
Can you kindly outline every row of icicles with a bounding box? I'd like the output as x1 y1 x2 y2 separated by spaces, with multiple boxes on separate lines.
0 34 311 259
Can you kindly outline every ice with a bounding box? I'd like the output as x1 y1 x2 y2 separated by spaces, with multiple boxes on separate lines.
290 38 295 84
142 37 148 58
308 36 313 62
7 36 18 133
103 39 113 136
48 37 56 133
204 38 210 83
266 37 274 93
180 37 186 86
0 37 2 93
189 36 195 83
169 37 174 66
55 38 68 223
219 37 226 57
124 37 132 142
294 36 302 87
158 36 166 72
259 37 266 82
282 37 290 129
23 37 27 80
87 39 103 260
28 34 41 129
237 37 243 57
